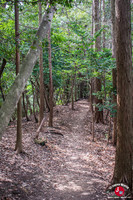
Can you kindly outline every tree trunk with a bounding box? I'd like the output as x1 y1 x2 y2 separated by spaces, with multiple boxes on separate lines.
31 80 38 123
35 79 40 108
102 0 106 49
48 26 53 127
14 0 23 153
90 79 95 141
0 84 5 102
94 0 103 123
22 92 30 121
65 79 70 105
71 75 74 110
0 6 55 139
91 1 94 48
25 93 32 115
112 0 132 190
44 85 50 111
94 0 101 50
102 0 106 104
112 69 117 145
0 59 7 102
0 58 6 78
111 0 117 146
95 77 103 123
38 1 44 125
74 67 77 101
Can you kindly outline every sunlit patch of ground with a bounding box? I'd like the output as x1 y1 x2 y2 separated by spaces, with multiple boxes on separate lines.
0 100 115 200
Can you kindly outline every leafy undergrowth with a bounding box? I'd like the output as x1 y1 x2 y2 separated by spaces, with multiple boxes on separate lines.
0 100 115 200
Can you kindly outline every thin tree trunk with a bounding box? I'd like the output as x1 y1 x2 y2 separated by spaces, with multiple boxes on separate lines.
111 0 117 146
0 59 6 102
90 79 95 141
35 80 40 108
112 69 117 145
102 0 106 104
36 116 45 139
71 75 74 110
94 0 101 50
95 77 103 123
94 0 103 123
44 85 50 111
91 1 94 48
31 80 38 123
102 0 106 49
65 79 70 105
48 26 53 127
0 58 6 78
38 1 44 125
91 1 95 136
14 0 23 153
33 94 38 123
0 84 5 101
25 94 32 115
22 92 30 121
107 112 112 145
74 71 77 102
74 83 77 102
112 0 132 191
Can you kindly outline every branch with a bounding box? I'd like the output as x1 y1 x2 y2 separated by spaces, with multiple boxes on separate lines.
0 6 56 140
0 59 6 79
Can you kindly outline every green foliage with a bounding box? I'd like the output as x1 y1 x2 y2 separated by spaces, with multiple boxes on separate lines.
51 0 74 7
1 63 16 97
0 0 115 115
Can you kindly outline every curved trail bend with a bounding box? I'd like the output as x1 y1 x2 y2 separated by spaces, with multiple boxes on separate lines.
0 100 115 200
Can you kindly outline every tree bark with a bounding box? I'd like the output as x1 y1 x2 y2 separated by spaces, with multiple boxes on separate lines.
94 0 103 123
14 0 23 153
95 77 103 123
0 59 6 102
30 79 38 123
112 69 117 145
90 79 95 141
0 6 55 139
0 58 6 79
0 84 5 102
38 1 44 125
94 0 101 51
65 78 70 105
48 26 53 127
111 0 117 146
71 75 74 110
102 0 106 104
22 92 30 121
74 67 77 101
112 0 132 190
25 93 32 115
91 1 94 48
102 0 106 49
44 85 50 111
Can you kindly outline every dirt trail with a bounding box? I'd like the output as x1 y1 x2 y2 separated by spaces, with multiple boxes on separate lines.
0 100 115 200
47 100 112 200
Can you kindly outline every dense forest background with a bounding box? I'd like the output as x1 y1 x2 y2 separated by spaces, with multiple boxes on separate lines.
0 0 133 199
0 0 118 118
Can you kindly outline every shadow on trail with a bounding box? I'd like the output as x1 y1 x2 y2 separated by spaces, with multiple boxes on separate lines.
0 100 114 200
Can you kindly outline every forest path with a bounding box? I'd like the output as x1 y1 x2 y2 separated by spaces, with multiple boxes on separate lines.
0 100 115 200
47 100 110 200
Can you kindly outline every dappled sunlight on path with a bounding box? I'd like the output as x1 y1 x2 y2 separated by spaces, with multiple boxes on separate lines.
48 100 114 200
0 100 115 200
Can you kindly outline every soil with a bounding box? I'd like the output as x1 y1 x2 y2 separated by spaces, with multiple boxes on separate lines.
0 100 115 200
